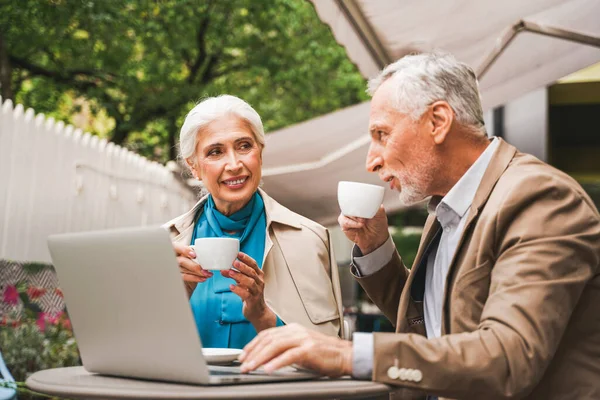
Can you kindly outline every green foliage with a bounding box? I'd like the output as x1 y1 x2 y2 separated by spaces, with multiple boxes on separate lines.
0 320 80 383
0 0 368 162
390 229 422 269
581 182 600 209
387 208 427 268
21 262 52 276
0 282 80 387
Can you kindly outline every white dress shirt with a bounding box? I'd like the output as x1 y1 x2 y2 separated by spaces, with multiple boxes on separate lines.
351 138 499 379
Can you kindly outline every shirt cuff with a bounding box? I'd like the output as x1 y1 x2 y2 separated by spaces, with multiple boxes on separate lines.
352 332 373 380
351 236 395 277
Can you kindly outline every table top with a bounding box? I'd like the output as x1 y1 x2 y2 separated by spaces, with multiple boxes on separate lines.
26 367 392 399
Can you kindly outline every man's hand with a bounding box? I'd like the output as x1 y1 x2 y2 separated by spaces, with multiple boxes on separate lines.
239 323 353 377
338 206 389 254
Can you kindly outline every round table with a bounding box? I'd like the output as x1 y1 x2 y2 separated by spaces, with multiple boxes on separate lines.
26 367 392 399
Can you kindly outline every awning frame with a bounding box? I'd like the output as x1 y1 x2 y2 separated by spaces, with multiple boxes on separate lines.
476 20 600 78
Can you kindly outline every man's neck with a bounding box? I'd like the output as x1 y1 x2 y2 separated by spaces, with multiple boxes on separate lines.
432 133 491 197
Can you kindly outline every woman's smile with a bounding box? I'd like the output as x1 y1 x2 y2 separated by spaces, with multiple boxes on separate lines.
222 175 249 190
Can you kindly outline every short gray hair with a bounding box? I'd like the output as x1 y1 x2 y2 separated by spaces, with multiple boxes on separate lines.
368 52 485 133
179 95 265 163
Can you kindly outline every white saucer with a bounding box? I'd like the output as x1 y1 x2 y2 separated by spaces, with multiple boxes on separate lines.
202 348 243 365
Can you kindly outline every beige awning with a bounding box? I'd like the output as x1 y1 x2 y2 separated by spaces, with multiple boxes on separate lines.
261 0 600 225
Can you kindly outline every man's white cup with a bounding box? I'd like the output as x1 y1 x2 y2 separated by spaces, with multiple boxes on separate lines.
192 238 239 270
338 181 385 219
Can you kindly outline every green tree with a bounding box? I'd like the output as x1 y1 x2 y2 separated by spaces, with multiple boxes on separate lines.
0 0 368 162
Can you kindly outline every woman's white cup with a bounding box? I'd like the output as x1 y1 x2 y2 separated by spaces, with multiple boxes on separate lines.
192 238 239 270
338 181 385 219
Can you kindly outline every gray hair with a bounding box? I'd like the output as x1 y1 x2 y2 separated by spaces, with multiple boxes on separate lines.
179 95 265 164
368 52 485 133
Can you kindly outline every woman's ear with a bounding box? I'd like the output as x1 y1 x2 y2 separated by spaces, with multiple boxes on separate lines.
429 101 454 145
186 158 200 180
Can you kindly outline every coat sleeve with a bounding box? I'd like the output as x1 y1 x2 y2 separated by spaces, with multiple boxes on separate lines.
326 229 346 339
354 250 409 326
370 174 600 399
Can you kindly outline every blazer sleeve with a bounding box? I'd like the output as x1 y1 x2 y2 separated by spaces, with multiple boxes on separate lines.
326 229 346 339
371 174 600 399
354 250 409 326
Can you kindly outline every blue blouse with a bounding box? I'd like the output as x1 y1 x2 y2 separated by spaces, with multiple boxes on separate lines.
189 192 283 349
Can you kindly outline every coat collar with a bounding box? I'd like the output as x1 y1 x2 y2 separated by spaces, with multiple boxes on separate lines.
425 137 516 225
166 188 302 236
469 137 517 213
258 188 303 230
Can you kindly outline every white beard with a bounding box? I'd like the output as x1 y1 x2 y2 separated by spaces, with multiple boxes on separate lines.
397 178 427 206
395 159 435 206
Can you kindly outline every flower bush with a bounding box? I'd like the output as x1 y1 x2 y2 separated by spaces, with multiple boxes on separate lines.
0 281 80 398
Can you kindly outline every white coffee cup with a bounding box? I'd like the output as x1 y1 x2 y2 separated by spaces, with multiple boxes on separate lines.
192 238 239 270
338 181 385 219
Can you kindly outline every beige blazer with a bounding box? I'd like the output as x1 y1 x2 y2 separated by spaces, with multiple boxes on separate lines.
164 188 344 338
357 139 600 399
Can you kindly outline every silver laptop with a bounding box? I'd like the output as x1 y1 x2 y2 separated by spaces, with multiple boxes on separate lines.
47 226 317 385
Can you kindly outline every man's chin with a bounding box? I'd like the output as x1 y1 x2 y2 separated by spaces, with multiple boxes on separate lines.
397 188 425 207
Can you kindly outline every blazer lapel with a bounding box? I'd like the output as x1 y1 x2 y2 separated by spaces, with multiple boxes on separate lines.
396 214 440 333
440 138 517 334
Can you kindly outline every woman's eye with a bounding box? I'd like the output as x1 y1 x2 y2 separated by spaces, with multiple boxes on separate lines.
207 149 221 156
239 142 252 150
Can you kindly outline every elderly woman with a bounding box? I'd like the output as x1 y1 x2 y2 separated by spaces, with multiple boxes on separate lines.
164 95 344 349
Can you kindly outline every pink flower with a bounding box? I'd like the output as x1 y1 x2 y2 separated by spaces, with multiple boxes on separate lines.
56 312 72 331
36 312 47 331
61 318 72 331
27 287 47 300
47 312 62 325
55 288 64 298
3 285 19 305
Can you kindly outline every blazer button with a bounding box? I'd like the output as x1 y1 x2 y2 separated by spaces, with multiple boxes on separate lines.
412 369 423 383
398 368 408 381
387 366 399 380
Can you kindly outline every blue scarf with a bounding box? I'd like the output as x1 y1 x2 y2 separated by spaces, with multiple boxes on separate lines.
191 192 266 322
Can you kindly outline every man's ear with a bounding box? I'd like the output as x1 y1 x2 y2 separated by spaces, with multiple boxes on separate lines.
429 101 454 145
186 158 200 180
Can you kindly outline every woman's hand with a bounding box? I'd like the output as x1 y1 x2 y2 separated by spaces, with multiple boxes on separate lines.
172 243 213 283
221 252 276 331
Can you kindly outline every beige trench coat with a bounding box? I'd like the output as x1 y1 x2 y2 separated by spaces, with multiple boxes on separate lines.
164 188 344 338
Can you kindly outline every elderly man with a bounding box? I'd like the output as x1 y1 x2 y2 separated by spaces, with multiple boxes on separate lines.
239 53 600 399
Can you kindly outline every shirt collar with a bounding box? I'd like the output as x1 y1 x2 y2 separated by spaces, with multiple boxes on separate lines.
433 137 500 224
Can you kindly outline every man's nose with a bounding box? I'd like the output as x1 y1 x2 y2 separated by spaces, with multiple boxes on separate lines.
365 143 382 173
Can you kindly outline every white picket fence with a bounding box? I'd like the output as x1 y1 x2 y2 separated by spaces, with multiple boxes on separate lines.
0 97 196 263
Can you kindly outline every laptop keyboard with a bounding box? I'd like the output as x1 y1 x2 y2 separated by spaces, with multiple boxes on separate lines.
209 366 269 376
210 370 243 376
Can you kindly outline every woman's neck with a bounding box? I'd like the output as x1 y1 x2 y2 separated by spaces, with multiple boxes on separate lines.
213 197 249 216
